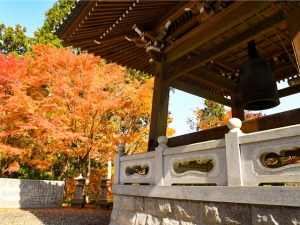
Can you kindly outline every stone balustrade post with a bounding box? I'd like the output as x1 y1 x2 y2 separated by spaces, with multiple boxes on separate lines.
225 118 244 186
114 146 125 185
155 136 168 186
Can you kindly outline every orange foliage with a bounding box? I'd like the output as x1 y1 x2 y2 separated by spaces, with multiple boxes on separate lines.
5 161 20 174
220 110 263 127
0 44 173 184
115 77 175 155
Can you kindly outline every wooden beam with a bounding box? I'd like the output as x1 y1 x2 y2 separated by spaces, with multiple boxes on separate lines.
274 61 299 81
241 108 300 134
168 125 229 148
62 34 126 48
165 10 285 81
169 79 234 107
154 1 195 29
165 1 272 63
278 84 300 98
285 6 300 73
230 92 244 121
176 67 237 93
148 58 170 151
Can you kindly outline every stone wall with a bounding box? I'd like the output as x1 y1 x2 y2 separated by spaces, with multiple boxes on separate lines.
110 194 300 225
0 178 65 208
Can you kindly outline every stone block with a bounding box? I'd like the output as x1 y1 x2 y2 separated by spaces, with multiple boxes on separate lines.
251 205 284 225
122 195 134 211
145 198 158 215
173 200 197 221
113 195 122 208
113 194 137 212
118 209 137 225
162 217 180 225
282 207 300 224
200 202 222 224
109 222 120 225
220 203 252 225
135 197 145 212
158 199 173 216
135 213 147 225
180 220 200 225
110 208 119 222
146 214 161 225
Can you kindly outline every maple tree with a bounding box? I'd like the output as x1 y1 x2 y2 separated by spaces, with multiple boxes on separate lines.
0 52 28 176
0 44 175 201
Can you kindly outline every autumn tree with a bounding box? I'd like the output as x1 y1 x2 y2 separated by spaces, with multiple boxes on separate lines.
0 43 174 180
113 76 175 155
16 44 144 178
0 44 176 201
0 53 28 176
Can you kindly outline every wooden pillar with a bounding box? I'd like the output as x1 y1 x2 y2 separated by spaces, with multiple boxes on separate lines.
285 6 300 73
148 57 170 151
231 92 244 121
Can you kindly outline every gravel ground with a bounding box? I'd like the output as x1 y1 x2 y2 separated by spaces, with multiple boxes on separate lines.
0 205 112 225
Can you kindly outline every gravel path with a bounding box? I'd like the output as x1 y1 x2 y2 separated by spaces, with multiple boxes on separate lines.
0 205 112 225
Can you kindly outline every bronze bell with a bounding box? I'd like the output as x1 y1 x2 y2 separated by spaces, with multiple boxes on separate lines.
239 40 280 110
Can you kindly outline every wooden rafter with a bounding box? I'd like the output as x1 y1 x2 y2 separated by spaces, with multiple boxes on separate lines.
185 67 237 93
165 1 272 61
165 10 285 81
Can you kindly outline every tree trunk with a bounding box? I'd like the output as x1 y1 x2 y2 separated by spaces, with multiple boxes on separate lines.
60 154 69 201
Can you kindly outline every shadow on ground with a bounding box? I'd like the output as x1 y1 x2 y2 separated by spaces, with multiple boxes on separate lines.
0 204 112 225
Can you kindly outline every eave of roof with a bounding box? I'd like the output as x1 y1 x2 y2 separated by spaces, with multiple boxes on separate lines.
56 1 300 103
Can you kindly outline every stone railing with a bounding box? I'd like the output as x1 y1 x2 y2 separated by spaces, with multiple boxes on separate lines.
110 119 300 225
114 118 300 187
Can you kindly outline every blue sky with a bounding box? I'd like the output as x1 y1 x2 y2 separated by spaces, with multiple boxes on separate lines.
0 0 56 37
1 0 299 136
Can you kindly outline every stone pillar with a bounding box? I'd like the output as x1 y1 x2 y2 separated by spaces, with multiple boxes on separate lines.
71 174 86 208
98 159 112 209
97 177 110 209
155 136 168 186
225 118 244 186
114 146 125 185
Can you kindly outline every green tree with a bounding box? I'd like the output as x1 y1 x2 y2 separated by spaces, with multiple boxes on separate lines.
0 23 31 54
187 100 226 131
33 0 76 47
187 100 264 131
